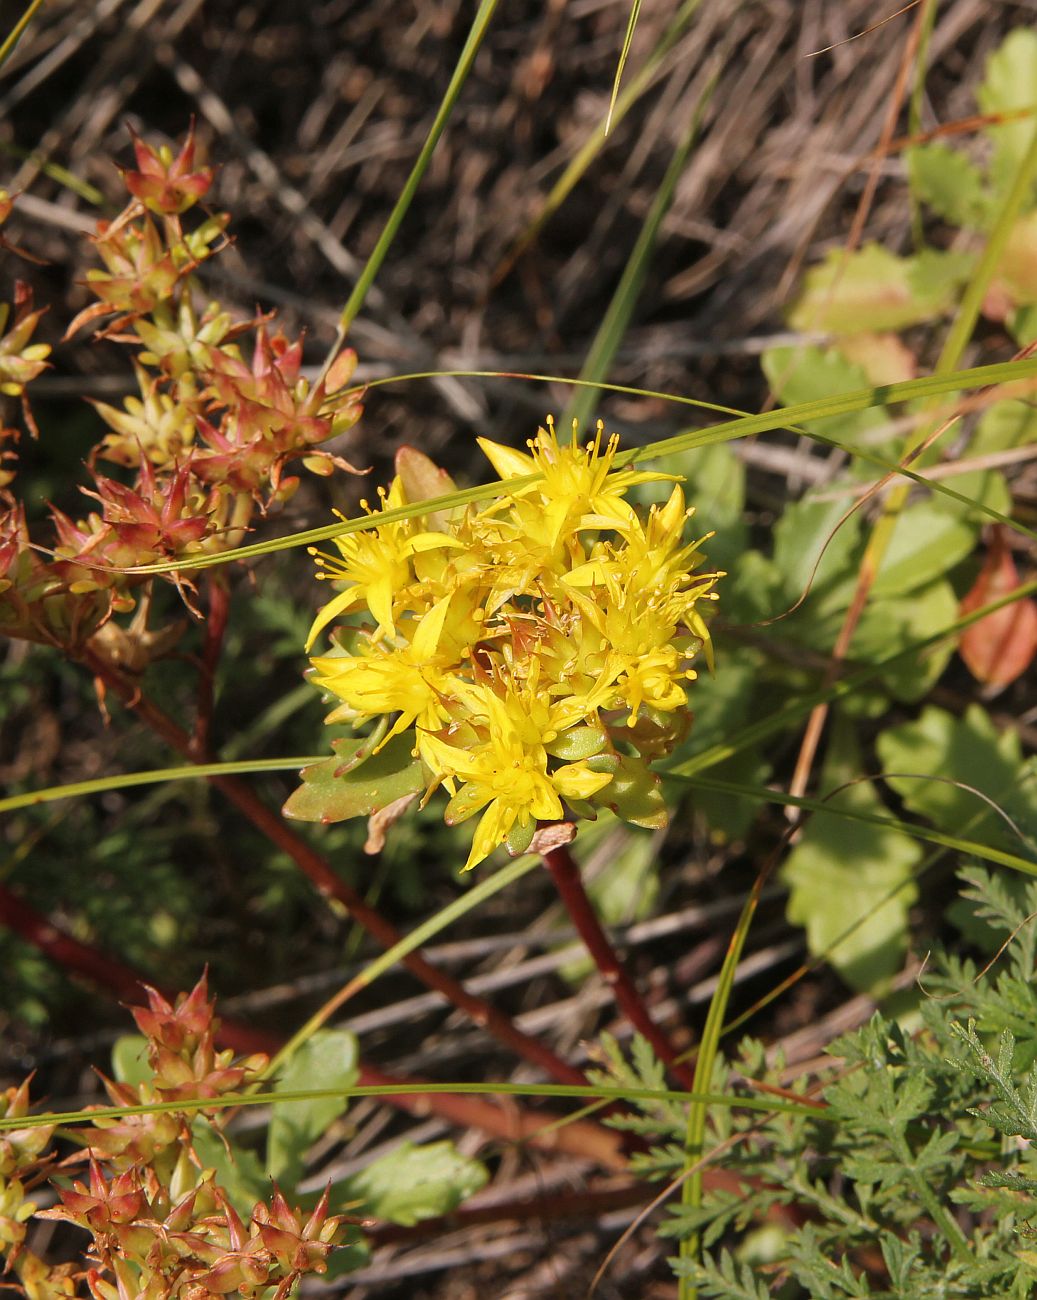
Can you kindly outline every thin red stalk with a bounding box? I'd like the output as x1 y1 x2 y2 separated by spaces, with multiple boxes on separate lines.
191 575 230 758
0 882 624 1165
542 842 695 1091
77 646 590 1090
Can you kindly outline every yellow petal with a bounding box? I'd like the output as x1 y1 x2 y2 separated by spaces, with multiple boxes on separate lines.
552 762 613 801
305 586 360 651
477 437 535 480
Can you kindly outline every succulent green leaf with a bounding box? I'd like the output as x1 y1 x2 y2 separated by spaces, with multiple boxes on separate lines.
589 751 668 829
546 724 608 761
282 732 426 824
504 816 536 857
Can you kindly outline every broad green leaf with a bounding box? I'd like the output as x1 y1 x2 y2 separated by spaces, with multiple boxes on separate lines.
340 1140 487 1226
907 143 993 229
267 1029 358 1186
771 495 862 611
762 345 885 445
972 391 1037 454
786 245 971 334
877 704 1037 848
977 28 1037 201
872 502 979 598
282 733 426 824
724 548 782 625
111 1035 151 1088
782 723 921 992
1010 303 1037 345
837 333 917 386
854 578 957 703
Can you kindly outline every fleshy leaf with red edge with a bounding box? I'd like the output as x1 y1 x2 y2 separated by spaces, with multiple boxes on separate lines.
122 122 214 216
959 525 1037 687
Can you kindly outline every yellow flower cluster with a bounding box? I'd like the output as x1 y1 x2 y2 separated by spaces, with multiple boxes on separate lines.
306 419 720 870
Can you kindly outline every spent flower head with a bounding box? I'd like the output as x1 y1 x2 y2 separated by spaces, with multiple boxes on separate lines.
305 420 721 870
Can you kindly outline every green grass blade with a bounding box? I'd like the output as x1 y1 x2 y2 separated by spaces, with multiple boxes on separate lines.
0 757 318 816
0 1082 817 1134
605 0 643 135
123 354 1037 575
0 0 45 74
935 116 1037 379
504 0 704 266
679 867 762 1295
679 773 1037 879
563 67 716 432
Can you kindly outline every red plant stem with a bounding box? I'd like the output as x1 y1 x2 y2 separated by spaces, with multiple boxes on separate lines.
78 646 590 1091
191 575 230 758
0 881 624 1165
542 842 696 1091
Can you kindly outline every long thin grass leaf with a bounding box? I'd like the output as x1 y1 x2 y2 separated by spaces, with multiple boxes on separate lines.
606 0 642 135
0 758 318 816
124 355 1037 575
680 774 1037 879
500 0 704 271
0 0 45 74
0 1082 816 1134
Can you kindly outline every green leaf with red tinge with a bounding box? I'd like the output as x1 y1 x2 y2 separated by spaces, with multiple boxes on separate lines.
394 445 459 531
282 732 426 824
787 244 971 335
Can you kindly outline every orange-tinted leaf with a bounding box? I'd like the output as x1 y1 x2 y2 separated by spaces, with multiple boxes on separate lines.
959 526 1037 686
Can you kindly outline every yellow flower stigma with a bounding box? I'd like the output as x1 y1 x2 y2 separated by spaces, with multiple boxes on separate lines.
306 423 722 869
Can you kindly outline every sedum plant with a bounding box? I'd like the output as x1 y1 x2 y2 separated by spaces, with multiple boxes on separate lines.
0 126 363 666
292 419 721 868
